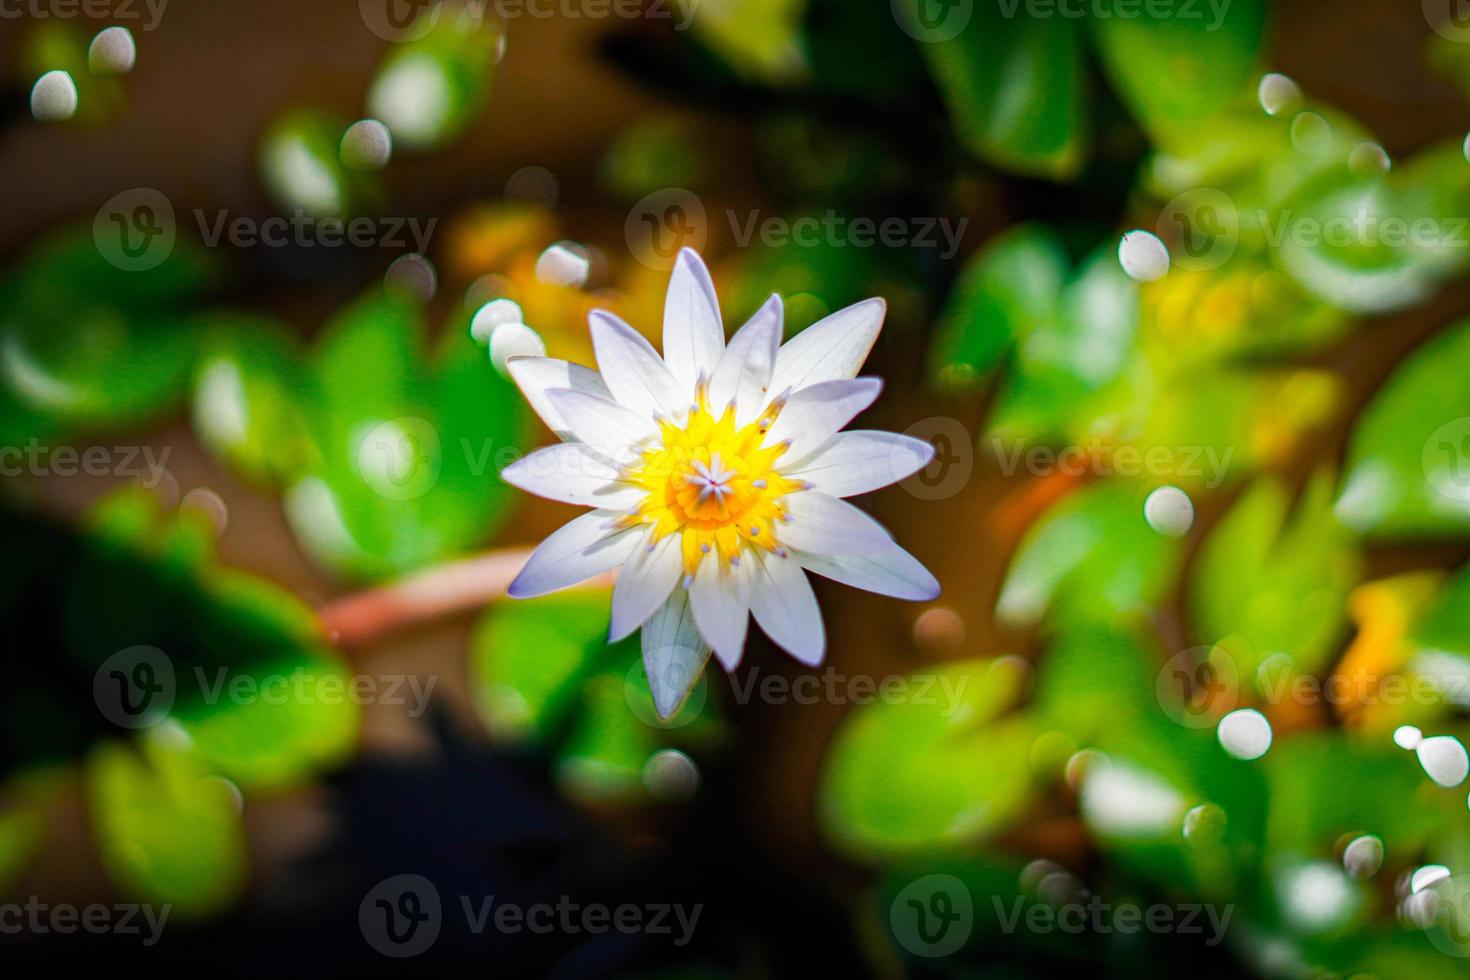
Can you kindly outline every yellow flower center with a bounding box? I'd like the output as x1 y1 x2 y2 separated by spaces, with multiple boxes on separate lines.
623 396 804 573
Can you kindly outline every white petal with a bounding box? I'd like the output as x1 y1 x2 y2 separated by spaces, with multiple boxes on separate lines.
749 550 825 666
787 430 935 497
506 356 611 437
766 298 884 406
795 539 940 601
688 552 751 670
662 248 724 390
589 309 686 421
779 490 894 555
500 443 643 509
707 293 781 427
609 531 684 642
545 388 659 460
762 377 882 462
641 588 711 720
507 510 637 598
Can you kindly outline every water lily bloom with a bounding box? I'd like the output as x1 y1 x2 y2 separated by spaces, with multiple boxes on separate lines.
501 248 940 717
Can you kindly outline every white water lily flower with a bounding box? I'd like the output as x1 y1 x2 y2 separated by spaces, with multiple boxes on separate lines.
500 248 940 718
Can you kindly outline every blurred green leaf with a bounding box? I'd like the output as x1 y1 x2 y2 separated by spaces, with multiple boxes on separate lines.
1034 626 1158 743
911 3 1086 178
284 290 528 580
1193 471 1358 680
191 316 313 486
1088 0 1265 147
366 3 502 152
988 247 1144 442
471 591 612 743
0 804 43 895
258 108 380 218
1263 732 1453 856
174 647 360 793
87 729 248 916
1336 317 1470 537
996 480 1182 629
679 0 808 84
556 672 662 803
820 659 1036 856
0 229 215 432
928 224 1067 392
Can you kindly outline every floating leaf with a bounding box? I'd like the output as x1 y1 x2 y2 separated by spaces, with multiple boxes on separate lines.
471 591 613 743
820 659 1036 856
911 2 1086 178
87 729 248 916
928 224 1067 392
191 316 313 486
997 480 1182 629
1336 318 1470 537
1089 0 1266 146
1193 471 1358 680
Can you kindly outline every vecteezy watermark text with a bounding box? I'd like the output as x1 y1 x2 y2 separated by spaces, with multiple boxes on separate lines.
990 438 1235 489
993 894 1232 945
194 211 437 253
993 0 1232 30
0 441 170 487
726 210 969 261
0 898 170 945
0 0 167 28
727 667 971 715
359 874 701 958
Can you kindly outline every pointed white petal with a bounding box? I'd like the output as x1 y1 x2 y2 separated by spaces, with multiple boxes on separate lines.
795 539 941 601
762 377 882 462
507 511 638 598
688 552 751 670
641 588 711 720
545 388 659 460
787 430 935 497
609 531 684 642
766 298 884 406
589 309 686 421
707 294 781 427
662 248 724 390
500 443 644 509
749 550 825 666
505 356 610 437
779 490 894 555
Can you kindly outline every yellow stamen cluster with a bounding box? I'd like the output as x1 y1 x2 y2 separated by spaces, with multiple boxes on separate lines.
622 396 804 573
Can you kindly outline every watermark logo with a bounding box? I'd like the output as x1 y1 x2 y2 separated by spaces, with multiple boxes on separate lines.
1156 646 1240 729
1157 188 1239 272
95 188 175 272
94 646 176 729
899 417 973 500
0 0 169 29
625 652 708 728
889 874 973 957
1423 417 1470 506
892 0 973 43
1425 0 1470 43
357 417 443 501
360 874 442 958
360 0 443 41
626 187 708 271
